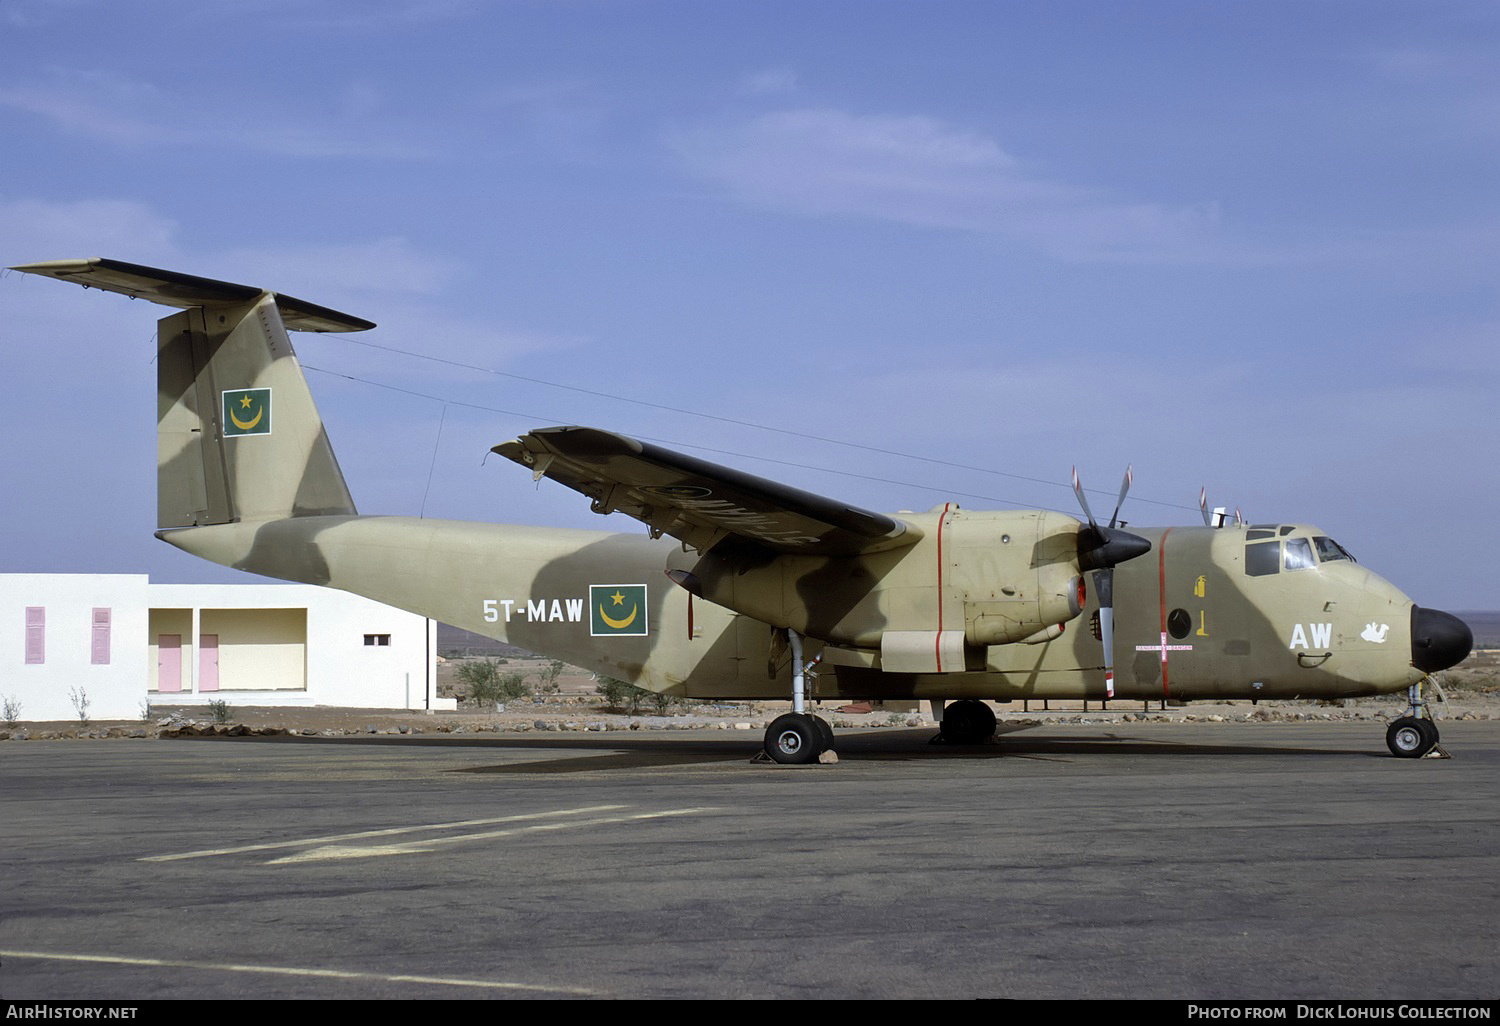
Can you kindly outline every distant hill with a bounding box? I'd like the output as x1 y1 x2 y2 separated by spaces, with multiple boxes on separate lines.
436 623 535 658
1456 611 1500 649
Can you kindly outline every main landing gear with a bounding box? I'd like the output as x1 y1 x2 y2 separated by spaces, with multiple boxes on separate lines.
929 699 997 745
1386 678 1446 759
761 629 836 765
764 711 835 764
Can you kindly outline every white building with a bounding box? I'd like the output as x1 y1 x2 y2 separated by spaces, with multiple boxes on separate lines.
1 574 450 722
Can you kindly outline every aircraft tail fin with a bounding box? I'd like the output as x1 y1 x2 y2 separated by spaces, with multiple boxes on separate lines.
12 258 366 528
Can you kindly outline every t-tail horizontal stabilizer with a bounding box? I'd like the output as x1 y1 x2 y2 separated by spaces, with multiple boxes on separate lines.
11 257 368 528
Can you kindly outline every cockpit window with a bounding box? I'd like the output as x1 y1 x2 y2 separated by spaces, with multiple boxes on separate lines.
1246 529 1275 540
1284 537 1315 571
1279 525 1296 536
1245 541 1280 576
1313 536 1355 563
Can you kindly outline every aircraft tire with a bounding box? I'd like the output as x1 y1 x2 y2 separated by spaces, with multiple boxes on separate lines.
811 714 836 753
939 700 997 745
1386 716 1438 759
765 713 826 764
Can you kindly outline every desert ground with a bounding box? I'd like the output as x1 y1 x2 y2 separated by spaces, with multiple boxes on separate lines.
5 647 1496 742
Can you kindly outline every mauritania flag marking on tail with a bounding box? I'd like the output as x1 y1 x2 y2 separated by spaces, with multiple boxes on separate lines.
590 584 648 637
222 388 272 437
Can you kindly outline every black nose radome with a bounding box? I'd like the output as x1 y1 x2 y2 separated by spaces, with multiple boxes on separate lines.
1410 606 1473 673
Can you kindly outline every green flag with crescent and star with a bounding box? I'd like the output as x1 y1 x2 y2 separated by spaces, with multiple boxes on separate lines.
590 584 648 637
222 388 272 437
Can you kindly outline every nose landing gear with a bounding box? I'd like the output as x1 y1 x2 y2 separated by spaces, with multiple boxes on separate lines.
1386 678 1449 759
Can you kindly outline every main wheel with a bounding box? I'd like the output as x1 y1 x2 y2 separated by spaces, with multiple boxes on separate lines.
939 700 997 745
764 713 826 764
1386 716 1438 758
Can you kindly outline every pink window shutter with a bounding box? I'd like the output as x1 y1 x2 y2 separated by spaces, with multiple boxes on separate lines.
25 607 45 665
91 608 111 665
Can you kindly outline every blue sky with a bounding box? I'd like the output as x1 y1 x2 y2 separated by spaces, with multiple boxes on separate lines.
2 0 1495 611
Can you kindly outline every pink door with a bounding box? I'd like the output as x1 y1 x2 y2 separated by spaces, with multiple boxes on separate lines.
157 635 182 693
199 635 219 693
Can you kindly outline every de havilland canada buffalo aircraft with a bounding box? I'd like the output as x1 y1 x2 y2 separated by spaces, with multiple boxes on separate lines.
13 258 1475 762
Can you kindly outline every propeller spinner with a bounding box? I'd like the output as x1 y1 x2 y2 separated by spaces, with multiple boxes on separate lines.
1073 466 1152 698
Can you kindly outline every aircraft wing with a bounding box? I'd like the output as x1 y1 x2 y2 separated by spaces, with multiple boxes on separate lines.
492 427 923 556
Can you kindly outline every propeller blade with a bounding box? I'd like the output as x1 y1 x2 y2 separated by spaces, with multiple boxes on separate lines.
1071 466 1098 530
1072 464 1137 701
1094 568 1116 698
1200 487 1212 527
1108 465 1133 528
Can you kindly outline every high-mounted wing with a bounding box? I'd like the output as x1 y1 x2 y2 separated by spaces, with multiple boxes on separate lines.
10 258 375 333
492 427 923 556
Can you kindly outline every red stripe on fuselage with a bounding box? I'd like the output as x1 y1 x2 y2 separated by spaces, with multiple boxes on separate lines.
1158 527 1174 698
936 503 952 671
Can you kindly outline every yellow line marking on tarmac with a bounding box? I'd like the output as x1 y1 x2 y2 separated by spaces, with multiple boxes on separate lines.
266 807 718 863
139 805 629 862
0 949 595 994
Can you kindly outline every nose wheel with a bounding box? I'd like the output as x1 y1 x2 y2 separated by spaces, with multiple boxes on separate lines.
1386 679 1448 759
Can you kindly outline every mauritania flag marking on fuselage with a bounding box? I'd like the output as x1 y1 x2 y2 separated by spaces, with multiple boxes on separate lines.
590 584 648 637
222 388 272 437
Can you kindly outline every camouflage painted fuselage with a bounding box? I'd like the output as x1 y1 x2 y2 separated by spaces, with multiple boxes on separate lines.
15 256 1463 709
161 511 1427 702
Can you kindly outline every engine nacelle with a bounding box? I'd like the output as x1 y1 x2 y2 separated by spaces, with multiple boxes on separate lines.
665 507 1085 662
944 508 1084 645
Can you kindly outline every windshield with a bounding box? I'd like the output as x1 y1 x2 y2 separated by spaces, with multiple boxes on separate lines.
1312 536 1356 563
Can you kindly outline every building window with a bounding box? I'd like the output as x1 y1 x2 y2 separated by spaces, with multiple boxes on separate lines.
25 607 45 664
91 608 112 665
364 634 391 647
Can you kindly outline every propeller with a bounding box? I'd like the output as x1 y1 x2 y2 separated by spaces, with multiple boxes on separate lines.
1072 466 1152 699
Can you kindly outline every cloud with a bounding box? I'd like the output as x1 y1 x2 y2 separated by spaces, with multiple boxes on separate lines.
0 195 179 265
0 68 431 159
218 0 474 31
475 79 609 160
670 107 1222 262
738 68 798 96
215 238 458 300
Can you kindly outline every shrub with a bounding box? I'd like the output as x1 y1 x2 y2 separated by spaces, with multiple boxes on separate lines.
596 676 646 714
536 659 566 694
458 659 531 708
596 676 681 714
68 686 90 726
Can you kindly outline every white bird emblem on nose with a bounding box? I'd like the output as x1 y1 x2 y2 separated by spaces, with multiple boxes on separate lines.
1361 623 1390 643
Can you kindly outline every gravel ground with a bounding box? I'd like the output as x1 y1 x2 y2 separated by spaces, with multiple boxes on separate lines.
5 650 1494 741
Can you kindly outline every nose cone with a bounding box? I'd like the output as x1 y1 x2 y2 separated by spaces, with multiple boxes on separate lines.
1078 525 1153 572
1410 606 1473 673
